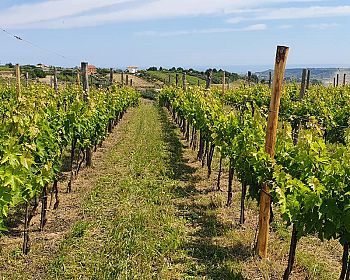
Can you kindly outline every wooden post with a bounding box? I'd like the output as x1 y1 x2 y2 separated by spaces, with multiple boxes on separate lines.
182 72 187 91
306 69 311 89
337 74 339 87
76 70 80 85
81 62 92 166
198 79 200 87
256 45 289 259
300 69 307 99
343 73 347 86
248 71 252 86
268 71 272 88
126 74 129 86
222 71 226 94
109 68 113 85
130 79 133 87
53 68 58 93
176 73 179 87
206 70 212 89
121 72 124 86
334 77 336 87
25 72 29 87
15 64 21 98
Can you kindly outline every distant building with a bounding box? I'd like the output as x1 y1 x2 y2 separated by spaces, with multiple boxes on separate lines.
88 65 97 75
37 63 50 72
127 66 138 74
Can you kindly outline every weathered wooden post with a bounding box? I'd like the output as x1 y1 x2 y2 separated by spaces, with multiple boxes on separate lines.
25 72 29 87
182 72 187 91
53 68 58 93
206 70 212 89
81 62 92 166
121 72 124 86
222 71 226 94
109 68 113 85
268 71 272 88
126 74 129 86
300 69 307 98
305 69 311 89
343 73 347 86
248 71 252 86
130 79 133 87
198 79 200 87
337 73 339 87
76 69 81 85
256 45 289 259
334 77 336 87
15 64 21 98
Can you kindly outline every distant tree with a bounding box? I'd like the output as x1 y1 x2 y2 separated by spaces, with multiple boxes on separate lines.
33 68 46 78
147 67 158 71
170 67 176 72
159 67 163 71
177 67 184 72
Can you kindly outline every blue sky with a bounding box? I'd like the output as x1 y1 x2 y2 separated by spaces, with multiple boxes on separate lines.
0 0 349 71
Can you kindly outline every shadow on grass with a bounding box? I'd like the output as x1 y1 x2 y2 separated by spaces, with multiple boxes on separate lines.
157 104 250 279
157 105 198 183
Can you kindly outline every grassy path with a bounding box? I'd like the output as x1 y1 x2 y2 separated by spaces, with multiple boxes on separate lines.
47 99 341 280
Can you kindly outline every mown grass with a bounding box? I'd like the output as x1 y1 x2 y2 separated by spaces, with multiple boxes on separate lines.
147 71 206 86
48 101 189 279
47 99 342 280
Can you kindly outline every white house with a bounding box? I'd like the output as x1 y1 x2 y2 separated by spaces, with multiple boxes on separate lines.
127 66 138 74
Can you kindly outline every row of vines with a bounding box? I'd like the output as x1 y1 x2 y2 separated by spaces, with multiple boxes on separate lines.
159 83 350 279
0 81 140 252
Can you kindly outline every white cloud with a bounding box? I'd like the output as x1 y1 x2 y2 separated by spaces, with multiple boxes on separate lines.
136 24 267 37
278 24 293 29
0 0 134 27
306 23 339 29
226 17 243 24
0 0 323 29
253 6 350 20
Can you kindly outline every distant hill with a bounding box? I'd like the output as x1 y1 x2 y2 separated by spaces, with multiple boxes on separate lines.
256 68 350 85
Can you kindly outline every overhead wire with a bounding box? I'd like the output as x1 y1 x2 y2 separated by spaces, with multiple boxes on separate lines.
0 27 79 64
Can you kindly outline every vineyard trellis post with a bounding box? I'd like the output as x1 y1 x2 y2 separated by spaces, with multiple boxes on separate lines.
110 68 113 85
334 77 336 87
206 69 212 89
300 69 307 98
269 71 272 88
53 68 58 93
344 74 347 86
126 74 129 86
256 45 289 259
25 72 29 87
121 72 124 86
15 64 21 98
76 69 80 85
248 71 252 86
130 79 133 87
182 72 187 91
81 62 92 167
222 71 226 94
337 73 339 87
306 69 311 89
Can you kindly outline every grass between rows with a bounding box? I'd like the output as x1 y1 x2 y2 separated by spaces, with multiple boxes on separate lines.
46 100 341 279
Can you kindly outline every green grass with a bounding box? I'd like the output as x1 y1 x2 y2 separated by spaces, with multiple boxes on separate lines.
147 71 206 86
48 101 188 279
45 99 341 280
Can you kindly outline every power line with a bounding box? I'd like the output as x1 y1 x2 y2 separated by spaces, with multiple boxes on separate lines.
1 27 78 64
